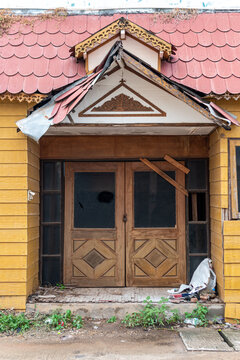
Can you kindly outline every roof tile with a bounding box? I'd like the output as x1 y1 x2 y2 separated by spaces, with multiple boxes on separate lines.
227 75 240 93
33 57 49 77
63 57 78 77
37 32 51 47
60 16 75 34
231 59 240 77
65 31 89 48
195 76 212 93
228 13 240 32
0 44 15 59
58 45 71 60
87 15 101 34
216 59 233 78
8 73 24 93
1 13 240 95
28 44 44 59
201 59 218 78
205 44 222 61
176 19 191 33
149 15 164 33
225 30 240 47
0 73 9 93
128 14 150 30
72 15 87 33
197 30 212 47
47 19 62 34
4 56 19 76
201 14 217 33
33 19 47 34
172 60 188 79
186 59 202 78
43 44 58 59
24 32 38 46
192 45 208 61
23 74 38 94
18 56 34 76
190 15 204 33
170 31 184 47
210 76 227 94
176 45 193 62
183 31 198 47
14 44 29 59
215 12 230 32
211 30 226 47
37 74 54 94
48 57 64 77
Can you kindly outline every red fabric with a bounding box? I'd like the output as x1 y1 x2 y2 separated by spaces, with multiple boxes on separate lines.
1 13 240 95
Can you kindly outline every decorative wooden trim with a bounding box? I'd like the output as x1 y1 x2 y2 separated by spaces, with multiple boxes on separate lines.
0 92 47 104
122 53 223 127
164 155 190 174
140 158 188 197
78 81 166 118
92 93 153 112
74 17 172 59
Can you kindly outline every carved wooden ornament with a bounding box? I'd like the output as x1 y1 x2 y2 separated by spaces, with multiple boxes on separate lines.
78 83 166 117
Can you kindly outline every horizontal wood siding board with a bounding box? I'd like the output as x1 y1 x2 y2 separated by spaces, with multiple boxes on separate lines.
0 296 26 310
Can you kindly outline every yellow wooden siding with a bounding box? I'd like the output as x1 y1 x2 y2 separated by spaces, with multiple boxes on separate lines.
0 100 40 310
210 98 240 321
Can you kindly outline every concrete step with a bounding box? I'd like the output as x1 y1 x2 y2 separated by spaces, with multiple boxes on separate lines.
26 301 224 320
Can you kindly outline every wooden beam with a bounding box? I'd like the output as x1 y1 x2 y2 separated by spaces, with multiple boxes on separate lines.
164 154 190 174
140 158 188 197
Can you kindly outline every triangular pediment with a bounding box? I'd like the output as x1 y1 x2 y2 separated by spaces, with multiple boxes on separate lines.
72 17 173 59
78 81 166 117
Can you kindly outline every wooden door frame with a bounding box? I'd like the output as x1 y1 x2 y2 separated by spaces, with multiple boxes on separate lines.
125 161 186 286
64 161 125 286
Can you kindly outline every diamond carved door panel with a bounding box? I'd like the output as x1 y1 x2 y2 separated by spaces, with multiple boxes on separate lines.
126 161 186 286
64 162 125 286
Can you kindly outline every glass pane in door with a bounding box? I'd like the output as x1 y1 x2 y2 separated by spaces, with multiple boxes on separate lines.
134 171 176 228
74 172 115 228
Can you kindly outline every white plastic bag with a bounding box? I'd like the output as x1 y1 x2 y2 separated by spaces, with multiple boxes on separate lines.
168 258 216 295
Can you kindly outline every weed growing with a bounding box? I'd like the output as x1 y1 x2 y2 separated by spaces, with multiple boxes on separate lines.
122 296 182 328
0 312 31 333
56 283 66 290
184 302 209 326
44 310 83 330
107 316 117 323
122 297 209 328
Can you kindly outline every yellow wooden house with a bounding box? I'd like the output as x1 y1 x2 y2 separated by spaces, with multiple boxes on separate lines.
0 11 240 321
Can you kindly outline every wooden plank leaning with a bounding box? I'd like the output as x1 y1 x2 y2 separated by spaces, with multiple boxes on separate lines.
164 154 190 174
140 158 188 197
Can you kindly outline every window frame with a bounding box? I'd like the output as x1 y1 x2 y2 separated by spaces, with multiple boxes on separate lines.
230 139 240 219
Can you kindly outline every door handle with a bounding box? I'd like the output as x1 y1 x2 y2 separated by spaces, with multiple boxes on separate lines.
123 214 127 222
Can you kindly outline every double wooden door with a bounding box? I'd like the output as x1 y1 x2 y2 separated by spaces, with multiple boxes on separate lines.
64 161 186 287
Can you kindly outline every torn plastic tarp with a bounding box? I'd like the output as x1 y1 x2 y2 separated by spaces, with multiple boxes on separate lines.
16 76 89 142
168 258 216 295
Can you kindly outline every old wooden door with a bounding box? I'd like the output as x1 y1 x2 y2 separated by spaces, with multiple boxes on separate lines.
64 162 125 286
125 161 186 286
64 161 186 287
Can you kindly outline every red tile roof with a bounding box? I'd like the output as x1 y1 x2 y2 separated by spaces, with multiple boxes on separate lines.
1 12 240 95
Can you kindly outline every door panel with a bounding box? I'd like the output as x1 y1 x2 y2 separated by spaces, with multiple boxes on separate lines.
126 161 186 286
64 162 125 286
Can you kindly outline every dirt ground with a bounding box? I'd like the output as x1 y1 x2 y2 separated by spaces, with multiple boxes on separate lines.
0 320 239 360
